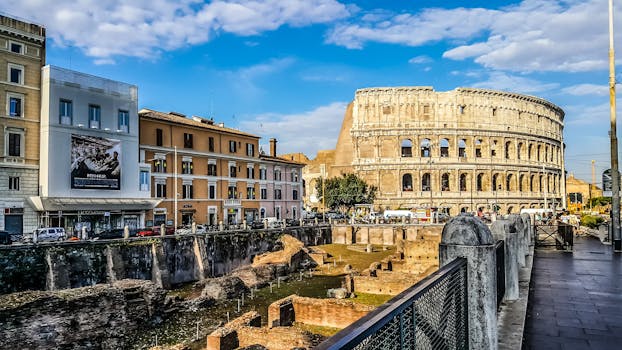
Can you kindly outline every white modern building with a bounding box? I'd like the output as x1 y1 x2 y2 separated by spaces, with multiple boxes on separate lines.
29 66 158 234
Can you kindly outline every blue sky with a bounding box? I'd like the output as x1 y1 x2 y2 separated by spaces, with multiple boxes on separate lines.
3 0 621 185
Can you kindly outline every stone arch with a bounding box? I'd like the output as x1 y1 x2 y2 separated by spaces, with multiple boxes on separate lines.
491 139 499 158
507 206 514 214
421 173 431 191
475 139 483 158
506 173 514 191
528 143 533 160
530 174 535 192
440 138 450 157
459 173 468 191
517 142 523 160
401 139 413 157
519 174 526 192
505 140 512 159
421 138 431 157
458 139 467 158
402 173 413 191
537 144 542 161
441 172 450 191
492 173 502 191
476 173 484 191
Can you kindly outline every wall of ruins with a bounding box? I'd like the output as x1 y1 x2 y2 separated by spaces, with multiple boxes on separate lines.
332 223 443 246
323 86 566 215
0 226 331 295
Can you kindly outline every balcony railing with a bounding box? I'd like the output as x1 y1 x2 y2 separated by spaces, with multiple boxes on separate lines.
224 199 241 206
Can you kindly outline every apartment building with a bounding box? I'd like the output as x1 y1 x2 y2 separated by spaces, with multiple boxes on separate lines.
139 109 262 227
0 15 45 234
32 66 157 233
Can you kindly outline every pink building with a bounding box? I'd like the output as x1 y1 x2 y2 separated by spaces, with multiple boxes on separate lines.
258 139 304 220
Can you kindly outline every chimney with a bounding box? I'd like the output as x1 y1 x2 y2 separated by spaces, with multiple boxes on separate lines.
269 138 277 157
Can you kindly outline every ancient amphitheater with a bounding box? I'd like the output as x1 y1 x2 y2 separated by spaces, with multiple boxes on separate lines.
301 86 566 216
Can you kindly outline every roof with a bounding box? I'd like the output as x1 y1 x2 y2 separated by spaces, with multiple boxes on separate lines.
259 154 306 167
139 108 260 139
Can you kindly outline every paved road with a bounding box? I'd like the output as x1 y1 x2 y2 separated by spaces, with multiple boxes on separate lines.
523 235 622 349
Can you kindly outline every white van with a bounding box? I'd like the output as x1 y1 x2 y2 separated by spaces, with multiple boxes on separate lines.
35 227 66 242
263 217 282 229
383 210 414 219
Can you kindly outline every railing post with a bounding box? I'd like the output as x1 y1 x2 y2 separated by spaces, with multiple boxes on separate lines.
508 215 527 267
439 215 497 350
491 219 519 301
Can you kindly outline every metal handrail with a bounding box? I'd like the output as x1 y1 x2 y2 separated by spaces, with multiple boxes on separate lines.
316 257 468 350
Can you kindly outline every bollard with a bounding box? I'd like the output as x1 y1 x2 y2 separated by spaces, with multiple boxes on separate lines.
237 299 241 312
277 277 281 288
314 218 318 226
227 312 230 323
160 223 165 237
242 220 247 230
123 225 130 239
300 218 303 227
440 215 498 350
196 321 200 340
81 226 87 240
299 271 303 281
521 213 534 249
508 214 526 267
491 219 519 301
250 288 254 300
241 293 244 306
219 221 224 231
192 222 197 234
269 282 273 293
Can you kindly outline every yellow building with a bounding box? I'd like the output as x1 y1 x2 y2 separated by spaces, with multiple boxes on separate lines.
566 173 602 212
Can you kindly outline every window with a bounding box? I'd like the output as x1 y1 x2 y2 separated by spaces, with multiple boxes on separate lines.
458 139 467 158
153 158 167 173
491 140 498 157
139 171 149 191
421 173 431 191
261 188 267 199
229 165 237 178
440 138 449 157
184 133 193 148
8 94 22 117
401 139 412 157
505 141 511 159
458 105 465 114
8 176 19 191
8 64 23 84
259 168 267 180
492 108 497 116
156 129 163 146
209 184 216 199
247 187 256 199
8 132 21 157
402 174 413 191
460 174 467 192
208 137 215 152
182 183 193 199
274 169 282 181
476 174 483 192
88 105 101 129
228 185 237 199
59 99 72 125
475 139 482 158
293 172 299 182
246 143 255 157
442 173 450 191
260 208 266 218
229 140 237 153
420 139 431 157
208 163 217 176
156 183 167 197
118 110 129 132
274 189 282 199
247 166 255 179
182 160 193 174
293 189 299 200
10 42 23 54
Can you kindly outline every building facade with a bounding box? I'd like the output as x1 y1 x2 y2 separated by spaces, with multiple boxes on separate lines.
259 139 304 220
32 66 157 234
0 15 45 234
566 173 602 212
310 87 566 216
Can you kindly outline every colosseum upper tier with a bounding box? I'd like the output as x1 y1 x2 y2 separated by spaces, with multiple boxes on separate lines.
326 86 565 216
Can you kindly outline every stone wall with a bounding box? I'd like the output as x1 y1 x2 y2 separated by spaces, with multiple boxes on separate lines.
0 225 331 295
347 272 423 296
332 224 443 246
0 279 166 350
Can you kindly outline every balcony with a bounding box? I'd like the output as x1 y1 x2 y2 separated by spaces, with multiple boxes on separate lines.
224 199 241 207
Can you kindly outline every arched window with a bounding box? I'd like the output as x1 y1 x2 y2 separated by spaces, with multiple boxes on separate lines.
539 175 544 192
505 141 512 159
458 139 467 158
492 173 499 191
476 173 484 191
421 139 431 157
292 207 297 219
475 139 482 158
260 208 266 218
422 173 431 191
537 145 542 161
442 173 450 191
440 138 449 157
530 174 535 192
517 143 523 160
401 139 413 157
519 174 525 192
507 206 514 214
506 174 513 191
528 144 533 160
545 145 549 162
402 173 413 191
460 173 467 192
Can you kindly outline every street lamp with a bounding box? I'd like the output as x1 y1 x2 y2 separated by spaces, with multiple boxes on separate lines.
320 164 326 223
174 146 178 233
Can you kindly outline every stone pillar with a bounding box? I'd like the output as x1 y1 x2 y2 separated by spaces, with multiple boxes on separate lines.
160 223 166 237
123 225 130 239
81 226 87 240
508 215 526 267
219 221 224 231
491 219 519 301
521 213 534 248
151 242 171 289
192 221 197 234
439 215 497 350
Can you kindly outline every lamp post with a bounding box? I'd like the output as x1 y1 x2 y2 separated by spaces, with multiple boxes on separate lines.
428 158 434 222
320 164 326 223
174 146 178 234
609 0 621 251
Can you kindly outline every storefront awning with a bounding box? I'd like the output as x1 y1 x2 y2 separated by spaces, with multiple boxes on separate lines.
28 197 162 212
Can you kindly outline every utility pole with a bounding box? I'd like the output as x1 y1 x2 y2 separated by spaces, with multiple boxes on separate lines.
590 160 595 212
609 0 621 251
174 145 178 233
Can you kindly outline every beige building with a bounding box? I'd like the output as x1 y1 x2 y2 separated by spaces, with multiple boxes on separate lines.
0 15 45 234
566 173 602 212
304 86 566 216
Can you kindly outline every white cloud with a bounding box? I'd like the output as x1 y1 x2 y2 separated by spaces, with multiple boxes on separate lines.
408 55 432 64
238 102 348 157
562 84 608 96
221 57 296 96
328 0 620 73
470 71 559 94
2 0 350 62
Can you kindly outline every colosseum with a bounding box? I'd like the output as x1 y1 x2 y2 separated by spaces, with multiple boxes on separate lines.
296 86 566 216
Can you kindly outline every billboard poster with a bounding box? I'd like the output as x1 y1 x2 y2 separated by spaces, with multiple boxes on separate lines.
71 134 121 190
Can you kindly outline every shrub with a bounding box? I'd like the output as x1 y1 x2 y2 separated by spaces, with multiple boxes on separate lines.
580 215 604 229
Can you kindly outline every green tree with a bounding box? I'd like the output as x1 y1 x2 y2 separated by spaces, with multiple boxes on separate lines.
315 173 377 214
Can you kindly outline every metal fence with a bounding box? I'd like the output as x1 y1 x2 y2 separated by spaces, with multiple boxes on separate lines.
316 258 468 350
534 223 573 251
494 240 505 309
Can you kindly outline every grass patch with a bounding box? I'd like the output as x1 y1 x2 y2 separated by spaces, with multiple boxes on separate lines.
315 244 395 274
350 292 394 306
294 322 342 337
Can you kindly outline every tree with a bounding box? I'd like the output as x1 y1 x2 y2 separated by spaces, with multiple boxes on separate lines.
315 173 377 214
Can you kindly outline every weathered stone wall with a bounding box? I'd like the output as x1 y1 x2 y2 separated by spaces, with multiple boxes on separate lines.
332 224 443 247
0 225 331 295
268 295 374 330
0 279 166 350
348 272 423 296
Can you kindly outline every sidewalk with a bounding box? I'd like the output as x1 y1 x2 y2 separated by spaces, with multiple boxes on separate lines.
522 235 622 349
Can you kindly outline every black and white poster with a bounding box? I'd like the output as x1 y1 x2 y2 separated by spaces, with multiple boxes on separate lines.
70 134 121 190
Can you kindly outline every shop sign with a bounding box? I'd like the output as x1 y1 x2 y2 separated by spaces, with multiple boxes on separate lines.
79 211 106 215
183 204 193 208
154 208 167 213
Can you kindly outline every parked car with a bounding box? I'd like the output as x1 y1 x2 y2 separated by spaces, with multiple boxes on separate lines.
250 221 265 229
0 230 11 245
95 228 137 239
35 227 66 242
137 228 155 237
